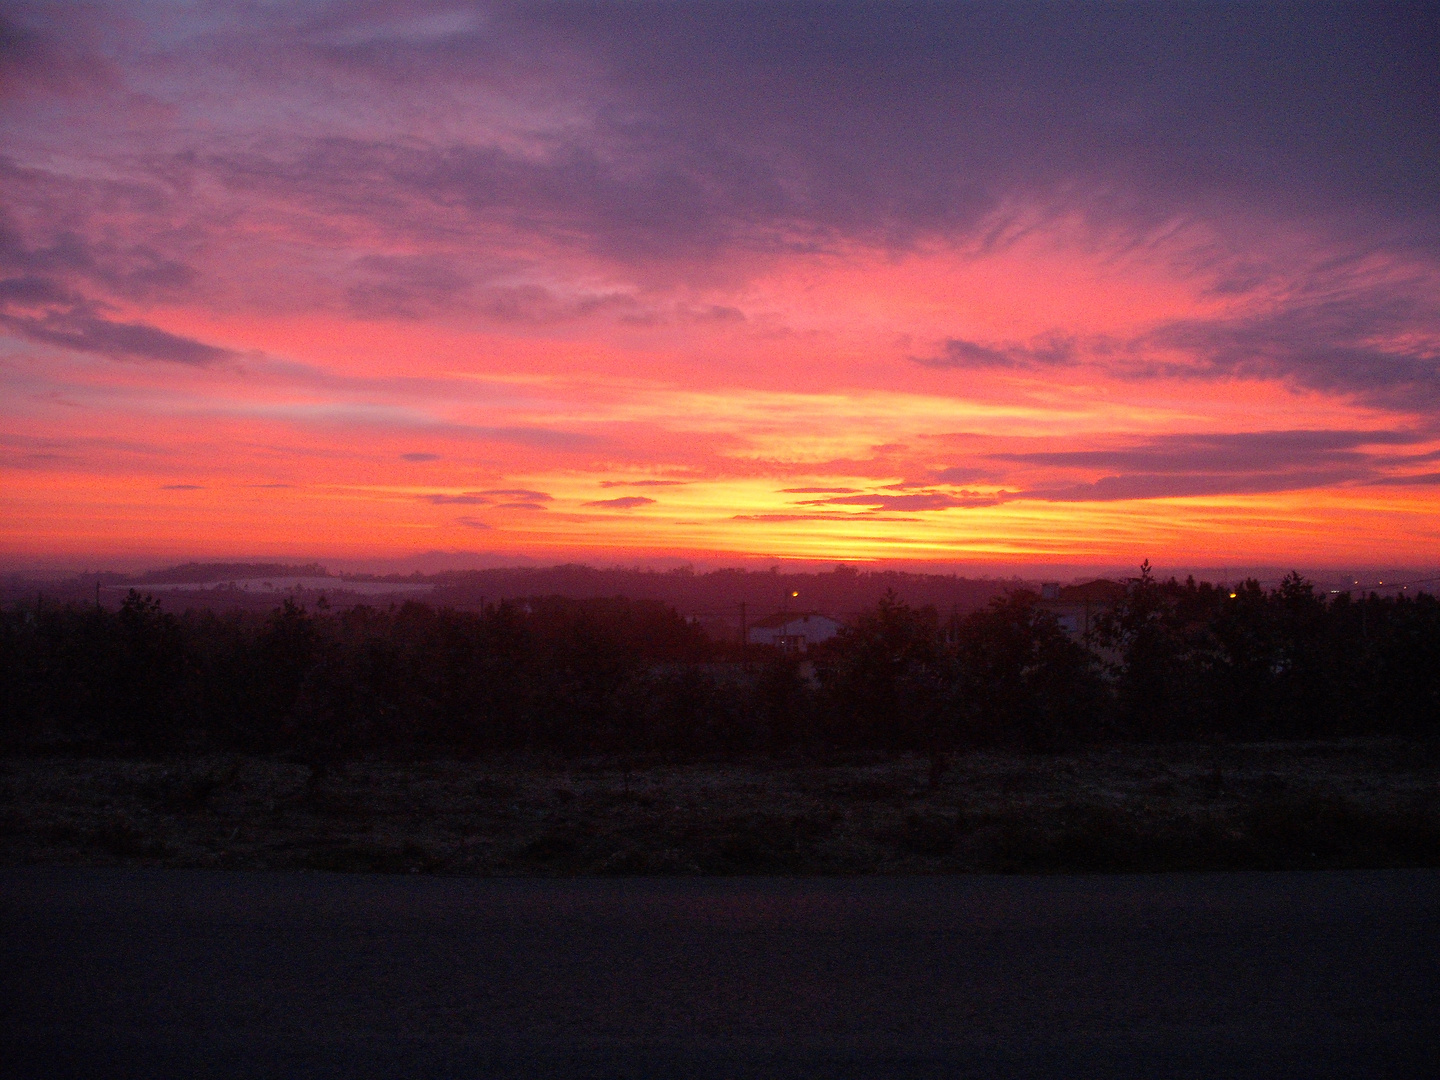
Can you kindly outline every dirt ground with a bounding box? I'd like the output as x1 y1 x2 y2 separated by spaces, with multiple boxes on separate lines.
1 741 1436 875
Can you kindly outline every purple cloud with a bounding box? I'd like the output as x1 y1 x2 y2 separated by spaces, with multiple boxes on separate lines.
1023 471 1358 503
0 209 228 364
1368 472 1440 486
961 429 1436 502
0 306 233 365
914 334 1077 370
802 491 1003 511
345 254 471 320
6 4 1435 404
423 493 490 505
583 496 656 509
733 512 923 522
989 430 1422 474
10 5 1439 267
458 428 599 450
480 489 552 501
320 4 1438 257
1142 288 1440 405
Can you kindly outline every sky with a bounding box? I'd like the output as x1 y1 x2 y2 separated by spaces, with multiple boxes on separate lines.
2 1 1438 573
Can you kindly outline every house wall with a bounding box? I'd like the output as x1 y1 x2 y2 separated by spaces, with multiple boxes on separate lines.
747 614 841 651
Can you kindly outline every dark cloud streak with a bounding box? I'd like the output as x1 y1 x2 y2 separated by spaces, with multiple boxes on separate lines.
1144 286 1440 404
583 495 655 509
990 430 1424 474
1023 471 1361 503
802 491 1004 511
141 3 1436 275
0 304 234 365
914 335 1077 370
0 206 229 364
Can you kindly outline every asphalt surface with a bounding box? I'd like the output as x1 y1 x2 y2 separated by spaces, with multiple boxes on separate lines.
3 867 1437 1078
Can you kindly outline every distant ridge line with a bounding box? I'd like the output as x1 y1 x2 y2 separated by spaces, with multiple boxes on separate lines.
134 562 330 584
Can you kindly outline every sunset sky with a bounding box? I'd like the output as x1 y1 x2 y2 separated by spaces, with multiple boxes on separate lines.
2 2 1438 572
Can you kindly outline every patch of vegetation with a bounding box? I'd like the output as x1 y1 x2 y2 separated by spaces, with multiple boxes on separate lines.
1 742 1436 875
1239 794 1440 869
132 761 239 813
513 830 584 866
301 841 436 874
705 813 834 873
893 811 970 857
88 817 174 860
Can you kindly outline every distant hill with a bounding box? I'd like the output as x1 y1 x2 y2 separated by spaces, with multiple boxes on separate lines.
8 562 1034 623
135 562 330 584
426 564 1018 619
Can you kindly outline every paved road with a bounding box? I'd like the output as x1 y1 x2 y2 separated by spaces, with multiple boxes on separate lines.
3 868 1437 1078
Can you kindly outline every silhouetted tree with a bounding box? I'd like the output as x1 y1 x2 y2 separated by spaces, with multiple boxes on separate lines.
2 573 1436 757
1091 562 1213 739
817 591 943 750
949 592 1105 750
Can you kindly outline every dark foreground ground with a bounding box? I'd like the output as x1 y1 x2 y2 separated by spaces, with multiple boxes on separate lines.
3 866 1437 1079
3 740 1437 874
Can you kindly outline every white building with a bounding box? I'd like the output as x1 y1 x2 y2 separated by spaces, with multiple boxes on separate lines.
1035 580 1125 640
746 612 842 652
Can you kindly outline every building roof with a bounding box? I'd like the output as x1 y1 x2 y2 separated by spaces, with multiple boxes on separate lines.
1055 580 1126 604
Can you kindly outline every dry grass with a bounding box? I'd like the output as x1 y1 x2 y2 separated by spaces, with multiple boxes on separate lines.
1 741 1436 875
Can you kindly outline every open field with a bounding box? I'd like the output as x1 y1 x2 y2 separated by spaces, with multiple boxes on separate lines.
3 741 1436 875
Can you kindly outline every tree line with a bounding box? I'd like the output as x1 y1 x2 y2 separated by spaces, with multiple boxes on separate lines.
1 566 1436 761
